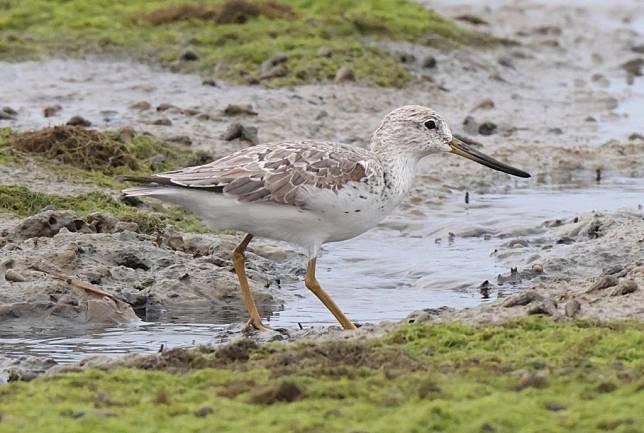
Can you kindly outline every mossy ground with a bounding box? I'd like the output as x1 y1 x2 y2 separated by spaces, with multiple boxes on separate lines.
0 0 481 87
0 127 211 233
0 318 642 433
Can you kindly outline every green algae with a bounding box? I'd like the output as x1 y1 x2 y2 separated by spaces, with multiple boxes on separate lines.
0 318 642 433
0 0 482 87
0 184 210 234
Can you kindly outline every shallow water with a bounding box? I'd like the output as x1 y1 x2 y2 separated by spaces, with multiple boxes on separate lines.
1 178 642 364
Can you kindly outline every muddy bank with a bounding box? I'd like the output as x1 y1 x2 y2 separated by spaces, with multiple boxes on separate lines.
0 209 301 327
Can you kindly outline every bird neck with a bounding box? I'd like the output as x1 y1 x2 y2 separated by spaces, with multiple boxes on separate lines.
371 141 420 207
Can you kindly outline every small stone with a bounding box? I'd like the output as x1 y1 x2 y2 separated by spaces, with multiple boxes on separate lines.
261 53 288 73
472 98 495 111
632 45 644 54
201 79 217 87
221 123 259 145
260 64 289 80
2 106 17 115
629 132 644 140
531 263 544 273
497 56 515 69
503 291 543 307
545 402 567 412
620 58 644 76
66 115 91 127
315 110 328 120
5 269 26 282
43 105 62 117
478 121 497 135
223 104 258 116
527 298 558 317
246 76 261 85
455 14 489 25
587 275 618 292
564 300 581 317
610 279 638 296
180 49 199 61
317 46 332 57
152 118 172 126
395 51 416 64
167 135 192 146
463 115 479 135
421 55 437 69
585 116 596 122
334 66 355 83
194 406 213 417
129 101 151 111
0 110 16 120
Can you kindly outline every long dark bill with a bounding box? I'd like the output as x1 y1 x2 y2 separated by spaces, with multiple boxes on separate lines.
449 136 531 178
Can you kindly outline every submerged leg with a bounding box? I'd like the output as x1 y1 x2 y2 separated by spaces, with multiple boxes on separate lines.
304 258 357 330
231 234 269 331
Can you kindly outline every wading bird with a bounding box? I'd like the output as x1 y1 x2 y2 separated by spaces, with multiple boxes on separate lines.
123 105 530 330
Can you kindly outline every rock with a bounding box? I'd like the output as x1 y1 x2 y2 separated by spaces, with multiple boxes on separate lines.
223 104 258 116
587 275 618 292
564 300 581 317
629 132 644 141
4 210 85 242
620 58 644 76
531 263 544 273
632 45 644 54
478 121 497 135
180 49 199 61
129 101 151 111
261 53 288 74
152 118 172 126
222 123 259 145
66 115 91 127
394 51 416 64
503 291 543 307
87 212 119 233
334 66 355 83
167 135 192 146
260 64 289 80
472 98 495 111
315 110 328 120
2 106 17 115
7 357 57 382
156 103 180 112
0 110 16 120
610 279 638 296
201 79 218 87
497 56 515 69
43 105 62 117
195 406 213 417
463 115 479 135
5 269 26 282
421 55 437 69
317 46 332 57
455 14 489 26
527 298 558 317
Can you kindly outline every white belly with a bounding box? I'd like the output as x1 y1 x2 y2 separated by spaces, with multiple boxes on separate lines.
138 185 392 257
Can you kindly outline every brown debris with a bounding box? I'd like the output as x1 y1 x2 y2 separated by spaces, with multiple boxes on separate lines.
10 126 137 172
130 0 294 26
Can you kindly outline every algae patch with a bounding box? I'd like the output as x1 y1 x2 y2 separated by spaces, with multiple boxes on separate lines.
0 0 481 87
1 319 640 432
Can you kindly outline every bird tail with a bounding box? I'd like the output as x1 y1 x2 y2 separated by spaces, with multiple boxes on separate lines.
120 175 175 197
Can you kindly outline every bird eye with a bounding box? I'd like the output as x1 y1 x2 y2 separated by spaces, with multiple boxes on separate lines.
425 120 437 130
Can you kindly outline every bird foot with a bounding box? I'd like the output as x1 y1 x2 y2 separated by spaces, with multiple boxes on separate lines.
244 317 271 332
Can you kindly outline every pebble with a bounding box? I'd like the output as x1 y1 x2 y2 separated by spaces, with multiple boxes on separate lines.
5 269 26 282
632 45 644 54
463 115 479 135
167 135 192 146
395 51 416 64
223 104 258 116
455 14 489 26
156 103 180 112
194 406 213 417
180 49 199 61
202 79 218 87
260 64 289 80
620 58 643 76
66 115 92 127
421 55 437 69
317 46 332 57
43 105 62 117
129 101 151 111
261 53 288 75
478 121 497 135
2 106 17 115
152 118 172 126
472 98 495 111
564 300 581 317
222 123 259 145
531 263 544 273
334 66 355 83
0 110 16 120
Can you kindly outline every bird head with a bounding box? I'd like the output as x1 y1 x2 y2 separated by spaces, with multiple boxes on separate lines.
372 105 530 178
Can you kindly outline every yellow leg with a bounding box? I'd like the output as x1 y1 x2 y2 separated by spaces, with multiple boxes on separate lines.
305 258 357 330
232 234 270 331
